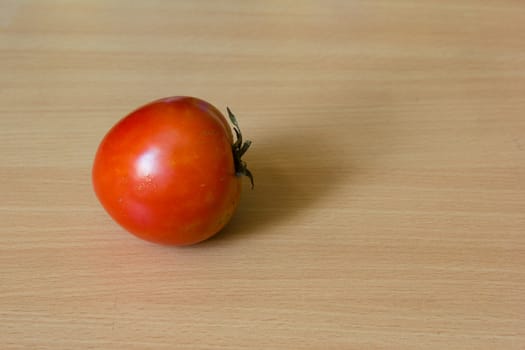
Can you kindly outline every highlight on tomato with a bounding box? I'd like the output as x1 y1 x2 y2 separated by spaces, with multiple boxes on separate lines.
92 96 253 246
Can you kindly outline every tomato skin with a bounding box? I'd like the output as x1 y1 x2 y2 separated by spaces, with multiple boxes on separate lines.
92 97 243 246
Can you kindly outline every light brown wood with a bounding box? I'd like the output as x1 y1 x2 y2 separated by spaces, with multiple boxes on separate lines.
1 1 524 349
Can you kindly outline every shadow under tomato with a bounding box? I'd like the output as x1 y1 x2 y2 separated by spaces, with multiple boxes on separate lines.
200 121 352 246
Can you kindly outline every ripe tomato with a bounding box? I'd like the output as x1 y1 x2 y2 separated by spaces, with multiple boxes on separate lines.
92 96 252 246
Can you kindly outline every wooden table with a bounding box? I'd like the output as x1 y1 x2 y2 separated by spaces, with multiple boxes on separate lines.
1 1 524 349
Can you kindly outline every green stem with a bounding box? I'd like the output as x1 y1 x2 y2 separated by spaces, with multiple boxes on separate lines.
227 107 254 189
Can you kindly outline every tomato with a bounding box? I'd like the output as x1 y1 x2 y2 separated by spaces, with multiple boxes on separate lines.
92 96 253 246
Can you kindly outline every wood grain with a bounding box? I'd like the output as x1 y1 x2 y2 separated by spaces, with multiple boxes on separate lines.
1 1 524 349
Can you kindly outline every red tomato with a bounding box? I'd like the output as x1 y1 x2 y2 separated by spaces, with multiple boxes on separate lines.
92 96 253 246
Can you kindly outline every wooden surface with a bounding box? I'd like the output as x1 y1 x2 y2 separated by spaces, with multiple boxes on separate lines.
1 1 524 349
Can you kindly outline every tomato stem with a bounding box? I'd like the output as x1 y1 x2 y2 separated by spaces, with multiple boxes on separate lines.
227 107 254 189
